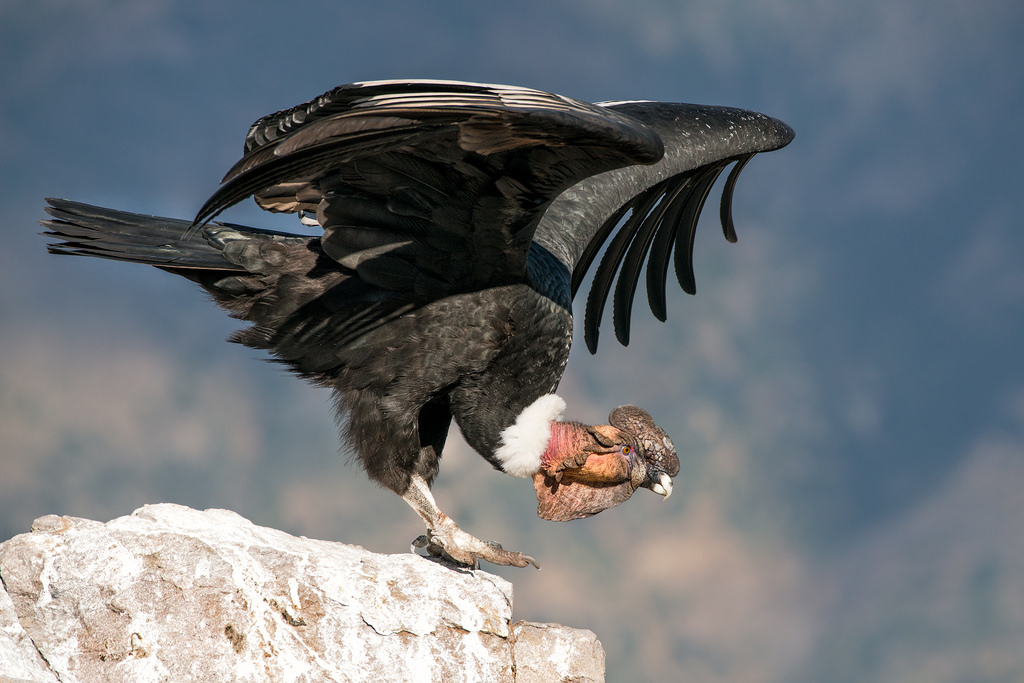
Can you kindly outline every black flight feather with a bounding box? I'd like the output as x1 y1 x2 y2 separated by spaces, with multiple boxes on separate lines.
583 178 672 353
672 164 728 297
644 174 698 322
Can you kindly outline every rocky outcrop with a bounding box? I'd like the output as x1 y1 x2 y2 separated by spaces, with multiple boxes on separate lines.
0 504 604 682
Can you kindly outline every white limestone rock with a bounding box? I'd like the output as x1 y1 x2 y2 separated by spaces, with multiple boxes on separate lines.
0 579 57 683
0 503 604 682
512 622 606 683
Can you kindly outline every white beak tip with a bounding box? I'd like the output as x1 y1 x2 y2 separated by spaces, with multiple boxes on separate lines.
651 474 674 500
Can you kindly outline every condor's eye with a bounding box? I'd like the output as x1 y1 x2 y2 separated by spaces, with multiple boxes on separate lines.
621 445 632 455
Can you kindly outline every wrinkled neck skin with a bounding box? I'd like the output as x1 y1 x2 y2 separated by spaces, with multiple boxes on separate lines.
543 421 583 462
532 419 650 521
540 420 642 481
540 421 588 470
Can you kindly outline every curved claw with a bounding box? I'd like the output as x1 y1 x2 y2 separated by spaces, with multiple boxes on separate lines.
484 541 540 569
412 533 477 568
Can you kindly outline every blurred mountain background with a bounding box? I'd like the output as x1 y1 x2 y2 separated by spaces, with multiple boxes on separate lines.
2 1 1022 680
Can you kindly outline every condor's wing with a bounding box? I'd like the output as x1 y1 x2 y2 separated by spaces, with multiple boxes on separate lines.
532 102 794 352
193 80 664 300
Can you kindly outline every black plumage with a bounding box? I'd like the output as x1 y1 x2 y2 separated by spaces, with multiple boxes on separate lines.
43 80 793 568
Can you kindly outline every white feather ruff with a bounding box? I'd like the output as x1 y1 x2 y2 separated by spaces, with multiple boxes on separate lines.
494 394 567 477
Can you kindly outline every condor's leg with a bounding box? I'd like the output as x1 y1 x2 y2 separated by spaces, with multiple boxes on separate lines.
402 474 540 569
344 385 537 568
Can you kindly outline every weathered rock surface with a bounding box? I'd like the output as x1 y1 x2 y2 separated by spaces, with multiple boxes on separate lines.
0 504 604 682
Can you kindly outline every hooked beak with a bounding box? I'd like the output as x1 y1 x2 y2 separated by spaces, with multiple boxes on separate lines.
649 472 673 500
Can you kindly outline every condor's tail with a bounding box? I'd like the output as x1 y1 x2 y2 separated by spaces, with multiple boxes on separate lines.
40 198 354 375
41 198 244 272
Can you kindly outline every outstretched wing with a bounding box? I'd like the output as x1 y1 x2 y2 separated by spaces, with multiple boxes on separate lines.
194 80 664 300
533 102 795 352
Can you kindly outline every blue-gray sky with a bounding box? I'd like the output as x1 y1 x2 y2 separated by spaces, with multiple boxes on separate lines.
2 1 1023 680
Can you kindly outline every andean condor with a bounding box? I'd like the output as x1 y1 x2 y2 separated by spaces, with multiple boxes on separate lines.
43 79 794 569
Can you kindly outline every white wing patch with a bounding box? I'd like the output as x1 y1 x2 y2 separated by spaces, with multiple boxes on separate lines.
597 99 655 107
352 80 578 112
494 394 567 477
